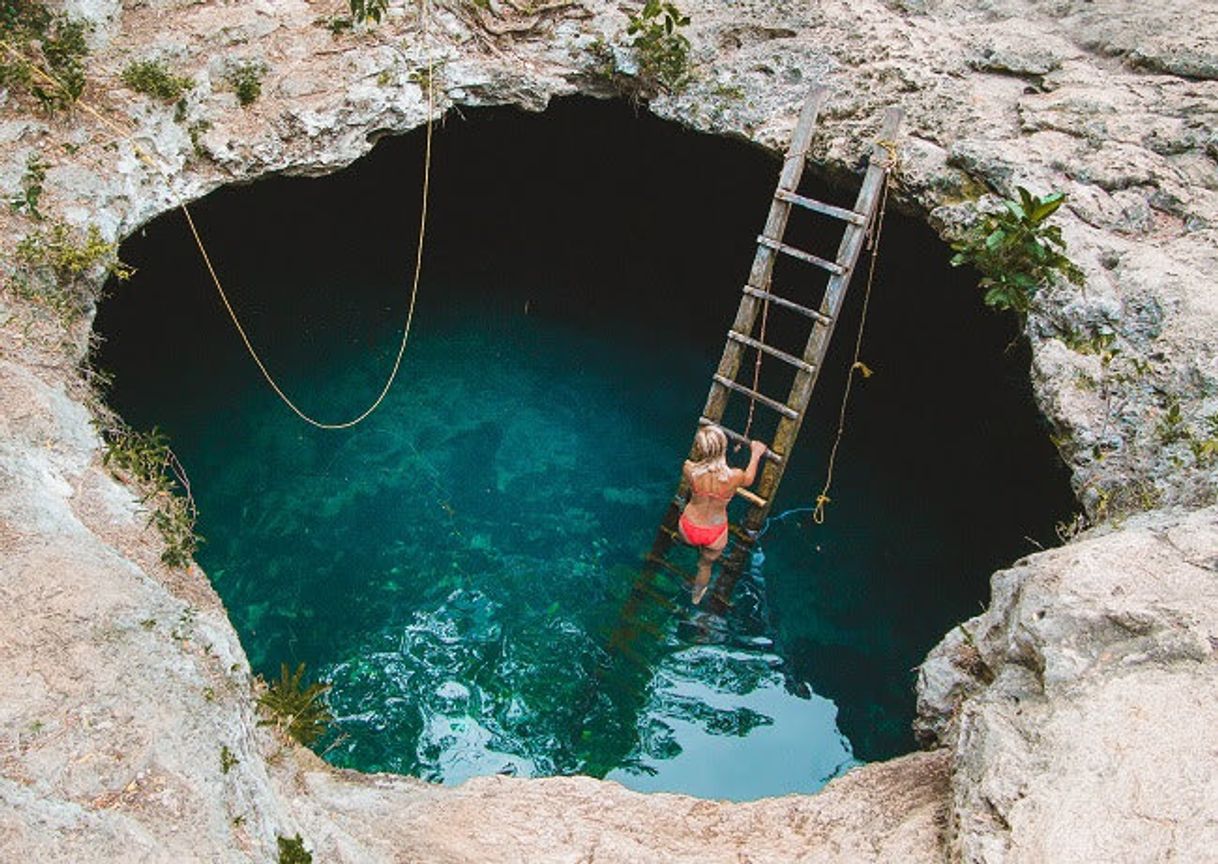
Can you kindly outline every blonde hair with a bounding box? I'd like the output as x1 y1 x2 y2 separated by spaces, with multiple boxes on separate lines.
688 425 730 481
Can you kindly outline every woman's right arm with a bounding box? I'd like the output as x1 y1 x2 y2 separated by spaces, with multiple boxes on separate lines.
739 441 767 487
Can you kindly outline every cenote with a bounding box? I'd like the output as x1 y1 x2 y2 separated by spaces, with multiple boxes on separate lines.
94 97 1075 800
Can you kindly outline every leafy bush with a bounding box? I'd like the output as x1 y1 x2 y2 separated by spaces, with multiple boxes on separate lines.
8 220 132 322
258 663 333 747
122 59 193 102
950 186 1084 320
349 0 387 24
626 0 691 95
8 153 47 219
277 834 312 864
0 1 89 110
225 59 266 107
220 744 239 774
101 424 201 568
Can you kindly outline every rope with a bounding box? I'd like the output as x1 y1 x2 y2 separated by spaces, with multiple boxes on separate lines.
0 4 438 430
740 284 770 445
812 158 892 524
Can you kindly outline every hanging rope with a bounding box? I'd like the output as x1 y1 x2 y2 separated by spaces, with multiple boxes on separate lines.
0 3 437 430
740 287 770 445
812 153 894 524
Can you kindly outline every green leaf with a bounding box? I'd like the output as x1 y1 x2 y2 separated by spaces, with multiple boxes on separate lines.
1029 192 1064 223
983 286 1012 309
1017 186 1035 214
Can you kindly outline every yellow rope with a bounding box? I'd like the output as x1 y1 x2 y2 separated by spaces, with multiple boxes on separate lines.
740 282 770 445
812 158 893 525
0 3 437 430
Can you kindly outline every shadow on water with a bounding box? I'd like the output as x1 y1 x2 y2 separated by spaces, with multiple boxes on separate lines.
93 96 1076 798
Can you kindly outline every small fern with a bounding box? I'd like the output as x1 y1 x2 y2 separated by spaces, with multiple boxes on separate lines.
258 662 333 747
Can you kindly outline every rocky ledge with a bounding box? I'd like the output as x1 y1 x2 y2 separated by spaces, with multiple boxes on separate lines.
1 0 1216 860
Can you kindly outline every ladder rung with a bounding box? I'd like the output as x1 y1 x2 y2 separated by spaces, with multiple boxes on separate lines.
734 487 767 508
712 375 799 420
727 330 816 374
757 236 845 275
697 416 783 464
775 189 866 225
742 286 832 326
728 523 756 545
646 551 694 583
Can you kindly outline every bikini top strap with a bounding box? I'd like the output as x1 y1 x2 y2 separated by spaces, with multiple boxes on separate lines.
690 482 734 501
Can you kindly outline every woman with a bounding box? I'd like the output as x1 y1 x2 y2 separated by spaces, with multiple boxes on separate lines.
679 425 767 604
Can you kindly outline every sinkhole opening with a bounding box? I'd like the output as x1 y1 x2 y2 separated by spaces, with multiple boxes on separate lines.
93 96 1076 801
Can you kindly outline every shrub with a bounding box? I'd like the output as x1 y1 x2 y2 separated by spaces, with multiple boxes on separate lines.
101 424 202 568
9 220 132 322
349 0 387 24
626 0 691 95
258 663 333 747
950 186 1084 321
8 153 47 219
277 834 312 864
121 59 193 102
225 59 266 107
0 2 90 110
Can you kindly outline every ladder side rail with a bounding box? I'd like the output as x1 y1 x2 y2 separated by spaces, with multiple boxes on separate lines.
716 108 904 585
703 86 829 426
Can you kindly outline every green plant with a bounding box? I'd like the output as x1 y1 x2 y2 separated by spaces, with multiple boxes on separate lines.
220 744 239 774
1 2 90 111
121 59 193 102
257 663 333 747
277 834 312 864
950 186 1084 321
15 220 129 284
225 60 266 107
187 119 212 158
101 424 202 568
315 14 354 34
712 82 744 100
1157 398 1186 445
9 153 47 219
408 61 443 93
349 0 388 24
8 220 132 322
626 0 691 95
1196 413 1218 466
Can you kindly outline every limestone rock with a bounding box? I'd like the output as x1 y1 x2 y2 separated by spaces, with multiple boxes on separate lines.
917 505 1218 861
3 0 1218 860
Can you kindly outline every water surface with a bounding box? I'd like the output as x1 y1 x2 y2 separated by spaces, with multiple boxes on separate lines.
95 98 1075 798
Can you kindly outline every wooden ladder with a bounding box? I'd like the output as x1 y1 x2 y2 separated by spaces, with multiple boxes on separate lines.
646 87 903 603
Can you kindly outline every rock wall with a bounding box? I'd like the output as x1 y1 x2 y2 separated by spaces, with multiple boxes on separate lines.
2 0 1216 860
917 505 1218 861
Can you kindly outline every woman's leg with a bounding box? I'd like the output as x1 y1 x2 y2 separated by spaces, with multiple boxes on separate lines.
692 528 728 604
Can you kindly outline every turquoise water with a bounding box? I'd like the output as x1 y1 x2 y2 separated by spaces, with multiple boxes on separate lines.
95 98 1075 798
